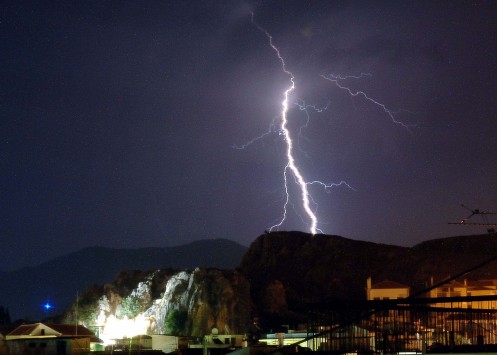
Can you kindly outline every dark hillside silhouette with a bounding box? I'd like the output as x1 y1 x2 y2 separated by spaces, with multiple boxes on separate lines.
0 238 247 320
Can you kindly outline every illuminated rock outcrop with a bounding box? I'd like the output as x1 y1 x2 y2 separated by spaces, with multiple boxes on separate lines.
65 268 252 344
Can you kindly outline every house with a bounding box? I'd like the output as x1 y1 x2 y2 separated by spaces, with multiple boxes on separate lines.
6 322 101 355
467 279 497 296
426 277 497 309
259 331 324 350
115 334 152 350
366 277 410 300
428 278 467 298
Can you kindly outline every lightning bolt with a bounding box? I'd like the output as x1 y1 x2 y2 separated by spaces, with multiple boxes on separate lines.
294 100 330 158
321 73 415 129
244 15 412 236
251 15 337 235
232 116 279 150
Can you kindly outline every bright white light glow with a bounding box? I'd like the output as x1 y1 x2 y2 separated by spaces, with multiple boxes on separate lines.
97 314 149 345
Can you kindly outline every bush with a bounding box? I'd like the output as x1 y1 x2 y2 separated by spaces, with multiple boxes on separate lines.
165 309 188 335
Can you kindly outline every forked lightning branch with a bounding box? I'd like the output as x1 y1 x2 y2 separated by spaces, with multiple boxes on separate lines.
237 14 410 236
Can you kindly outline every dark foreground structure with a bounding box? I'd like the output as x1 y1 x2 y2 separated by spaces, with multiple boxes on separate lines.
305 295 497 354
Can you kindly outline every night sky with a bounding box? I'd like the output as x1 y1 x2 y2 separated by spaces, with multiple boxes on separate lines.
2 1 497 271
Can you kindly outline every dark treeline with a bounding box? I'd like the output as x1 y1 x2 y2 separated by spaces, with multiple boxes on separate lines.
0 305 11 325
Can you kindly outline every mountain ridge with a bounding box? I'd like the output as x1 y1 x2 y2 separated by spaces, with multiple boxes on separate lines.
0 238 247 320
63 231 497 335
3 232 496 325
239 231 497 326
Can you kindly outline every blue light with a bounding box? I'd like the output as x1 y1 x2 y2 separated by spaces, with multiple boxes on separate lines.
43 302 53 311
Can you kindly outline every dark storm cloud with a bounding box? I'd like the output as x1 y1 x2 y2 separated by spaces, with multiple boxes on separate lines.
320 35 441 67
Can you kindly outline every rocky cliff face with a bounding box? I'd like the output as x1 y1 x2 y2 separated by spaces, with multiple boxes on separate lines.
239 231 497 325
66 231 497 338
64 268 252 342
240 232 408 304
0 239 248 321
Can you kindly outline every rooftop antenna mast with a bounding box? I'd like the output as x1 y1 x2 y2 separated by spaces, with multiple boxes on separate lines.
448 204 497 233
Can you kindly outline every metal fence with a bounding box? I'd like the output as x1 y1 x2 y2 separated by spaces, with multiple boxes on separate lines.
306 295 497 353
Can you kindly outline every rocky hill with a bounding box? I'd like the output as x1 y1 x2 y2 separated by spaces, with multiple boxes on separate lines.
66 231 497 337
63 268 252 341
0 238 247 321
239 231 497 325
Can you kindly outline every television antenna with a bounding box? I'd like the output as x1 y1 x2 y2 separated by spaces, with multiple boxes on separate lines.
448 204 497 233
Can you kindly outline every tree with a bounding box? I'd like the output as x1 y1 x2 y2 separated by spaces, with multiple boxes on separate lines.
164 309 188 335
120 295 142 319
0 305 11 324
